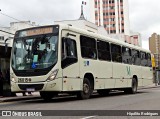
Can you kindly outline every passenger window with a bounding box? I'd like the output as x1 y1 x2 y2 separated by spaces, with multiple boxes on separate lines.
111 44 122 63
61 38 78 68
140 52 148 66
132 49 141 66
122 47 132 64
147 53 152 67
80 35 97 59
97 40 111 61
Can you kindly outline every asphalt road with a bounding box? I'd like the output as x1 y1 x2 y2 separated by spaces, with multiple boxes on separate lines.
0 88 160 119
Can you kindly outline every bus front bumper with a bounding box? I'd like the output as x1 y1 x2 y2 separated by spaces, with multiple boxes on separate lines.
11 79 62 92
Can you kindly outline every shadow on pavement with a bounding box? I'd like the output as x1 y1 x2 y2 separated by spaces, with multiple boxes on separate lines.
23 90 148 104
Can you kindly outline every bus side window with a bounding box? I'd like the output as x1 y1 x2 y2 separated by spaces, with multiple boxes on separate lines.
61 37 78 69
111 44 122 63
122 47 131 64
141 52 147 66
147 53 152 67
97 40 111 61
132 49 141 66
80 35 97 59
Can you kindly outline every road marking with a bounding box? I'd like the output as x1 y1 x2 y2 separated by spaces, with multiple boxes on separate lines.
80 116 97 119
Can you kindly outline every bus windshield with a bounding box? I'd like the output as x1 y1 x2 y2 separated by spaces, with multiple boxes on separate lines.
11 34 58 71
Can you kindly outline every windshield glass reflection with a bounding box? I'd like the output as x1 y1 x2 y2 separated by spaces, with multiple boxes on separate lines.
12 35 58 70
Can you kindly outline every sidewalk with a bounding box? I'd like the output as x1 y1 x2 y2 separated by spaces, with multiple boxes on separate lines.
0 92 40 103
138 83 160 90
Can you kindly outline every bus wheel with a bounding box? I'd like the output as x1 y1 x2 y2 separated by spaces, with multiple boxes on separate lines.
40 91 57 101
97 89 110 96
125 78 137 94
77 78 92 100
131 78 138 94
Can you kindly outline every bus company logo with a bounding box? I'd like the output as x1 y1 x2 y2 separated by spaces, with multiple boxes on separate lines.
2 111 12 116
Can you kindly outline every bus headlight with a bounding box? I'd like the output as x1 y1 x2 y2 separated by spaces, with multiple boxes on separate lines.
11 77 16 83
10 73 16 83
46 69 59 82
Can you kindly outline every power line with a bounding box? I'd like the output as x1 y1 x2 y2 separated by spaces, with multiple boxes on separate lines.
0 12 21 22
0 29 15 35
0 10 39 27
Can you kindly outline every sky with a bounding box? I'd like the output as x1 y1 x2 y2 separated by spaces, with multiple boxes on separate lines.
0 0 160 50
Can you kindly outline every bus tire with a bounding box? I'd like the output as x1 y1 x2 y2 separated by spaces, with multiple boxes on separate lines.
97 89 110 96
125 78 137 94
40 91 57 101
77 78 92 100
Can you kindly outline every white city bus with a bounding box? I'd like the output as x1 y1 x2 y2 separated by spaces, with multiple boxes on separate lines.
10 24 153 100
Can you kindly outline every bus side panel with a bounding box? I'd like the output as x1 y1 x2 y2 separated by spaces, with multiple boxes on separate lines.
113 63 128 88
80 60 104 90
94 61 113 89
142 67 153 86
130 65 143 87
61 30 81 91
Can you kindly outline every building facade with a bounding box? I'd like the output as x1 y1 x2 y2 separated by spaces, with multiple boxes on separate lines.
89 0 130 35
89 0 142 47
149 33 160 68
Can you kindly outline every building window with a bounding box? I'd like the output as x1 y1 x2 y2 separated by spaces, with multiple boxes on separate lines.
110 6 114 9
110 18 114 21
0 36 4 40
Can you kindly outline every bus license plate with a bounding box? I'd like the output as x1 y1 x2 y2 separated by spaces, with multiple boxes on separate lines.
26 88 35 92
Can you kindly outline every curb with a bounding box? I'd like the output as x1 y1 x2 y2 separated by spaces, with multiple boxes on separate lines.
0 96 40 103
138 85 160 90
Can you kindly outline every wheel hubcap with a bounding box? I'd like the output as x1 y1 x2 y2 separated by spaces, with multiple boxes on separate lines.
83 84 89 94
133 82 137 92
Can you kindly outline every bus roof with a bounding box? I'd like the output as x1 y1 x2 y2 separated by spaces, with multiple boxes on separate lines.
15 24 150 53
58 24 150 53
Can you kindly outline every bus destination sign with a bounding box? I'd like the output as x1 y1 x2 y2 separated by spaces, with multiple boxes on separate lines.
18 27 53 37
